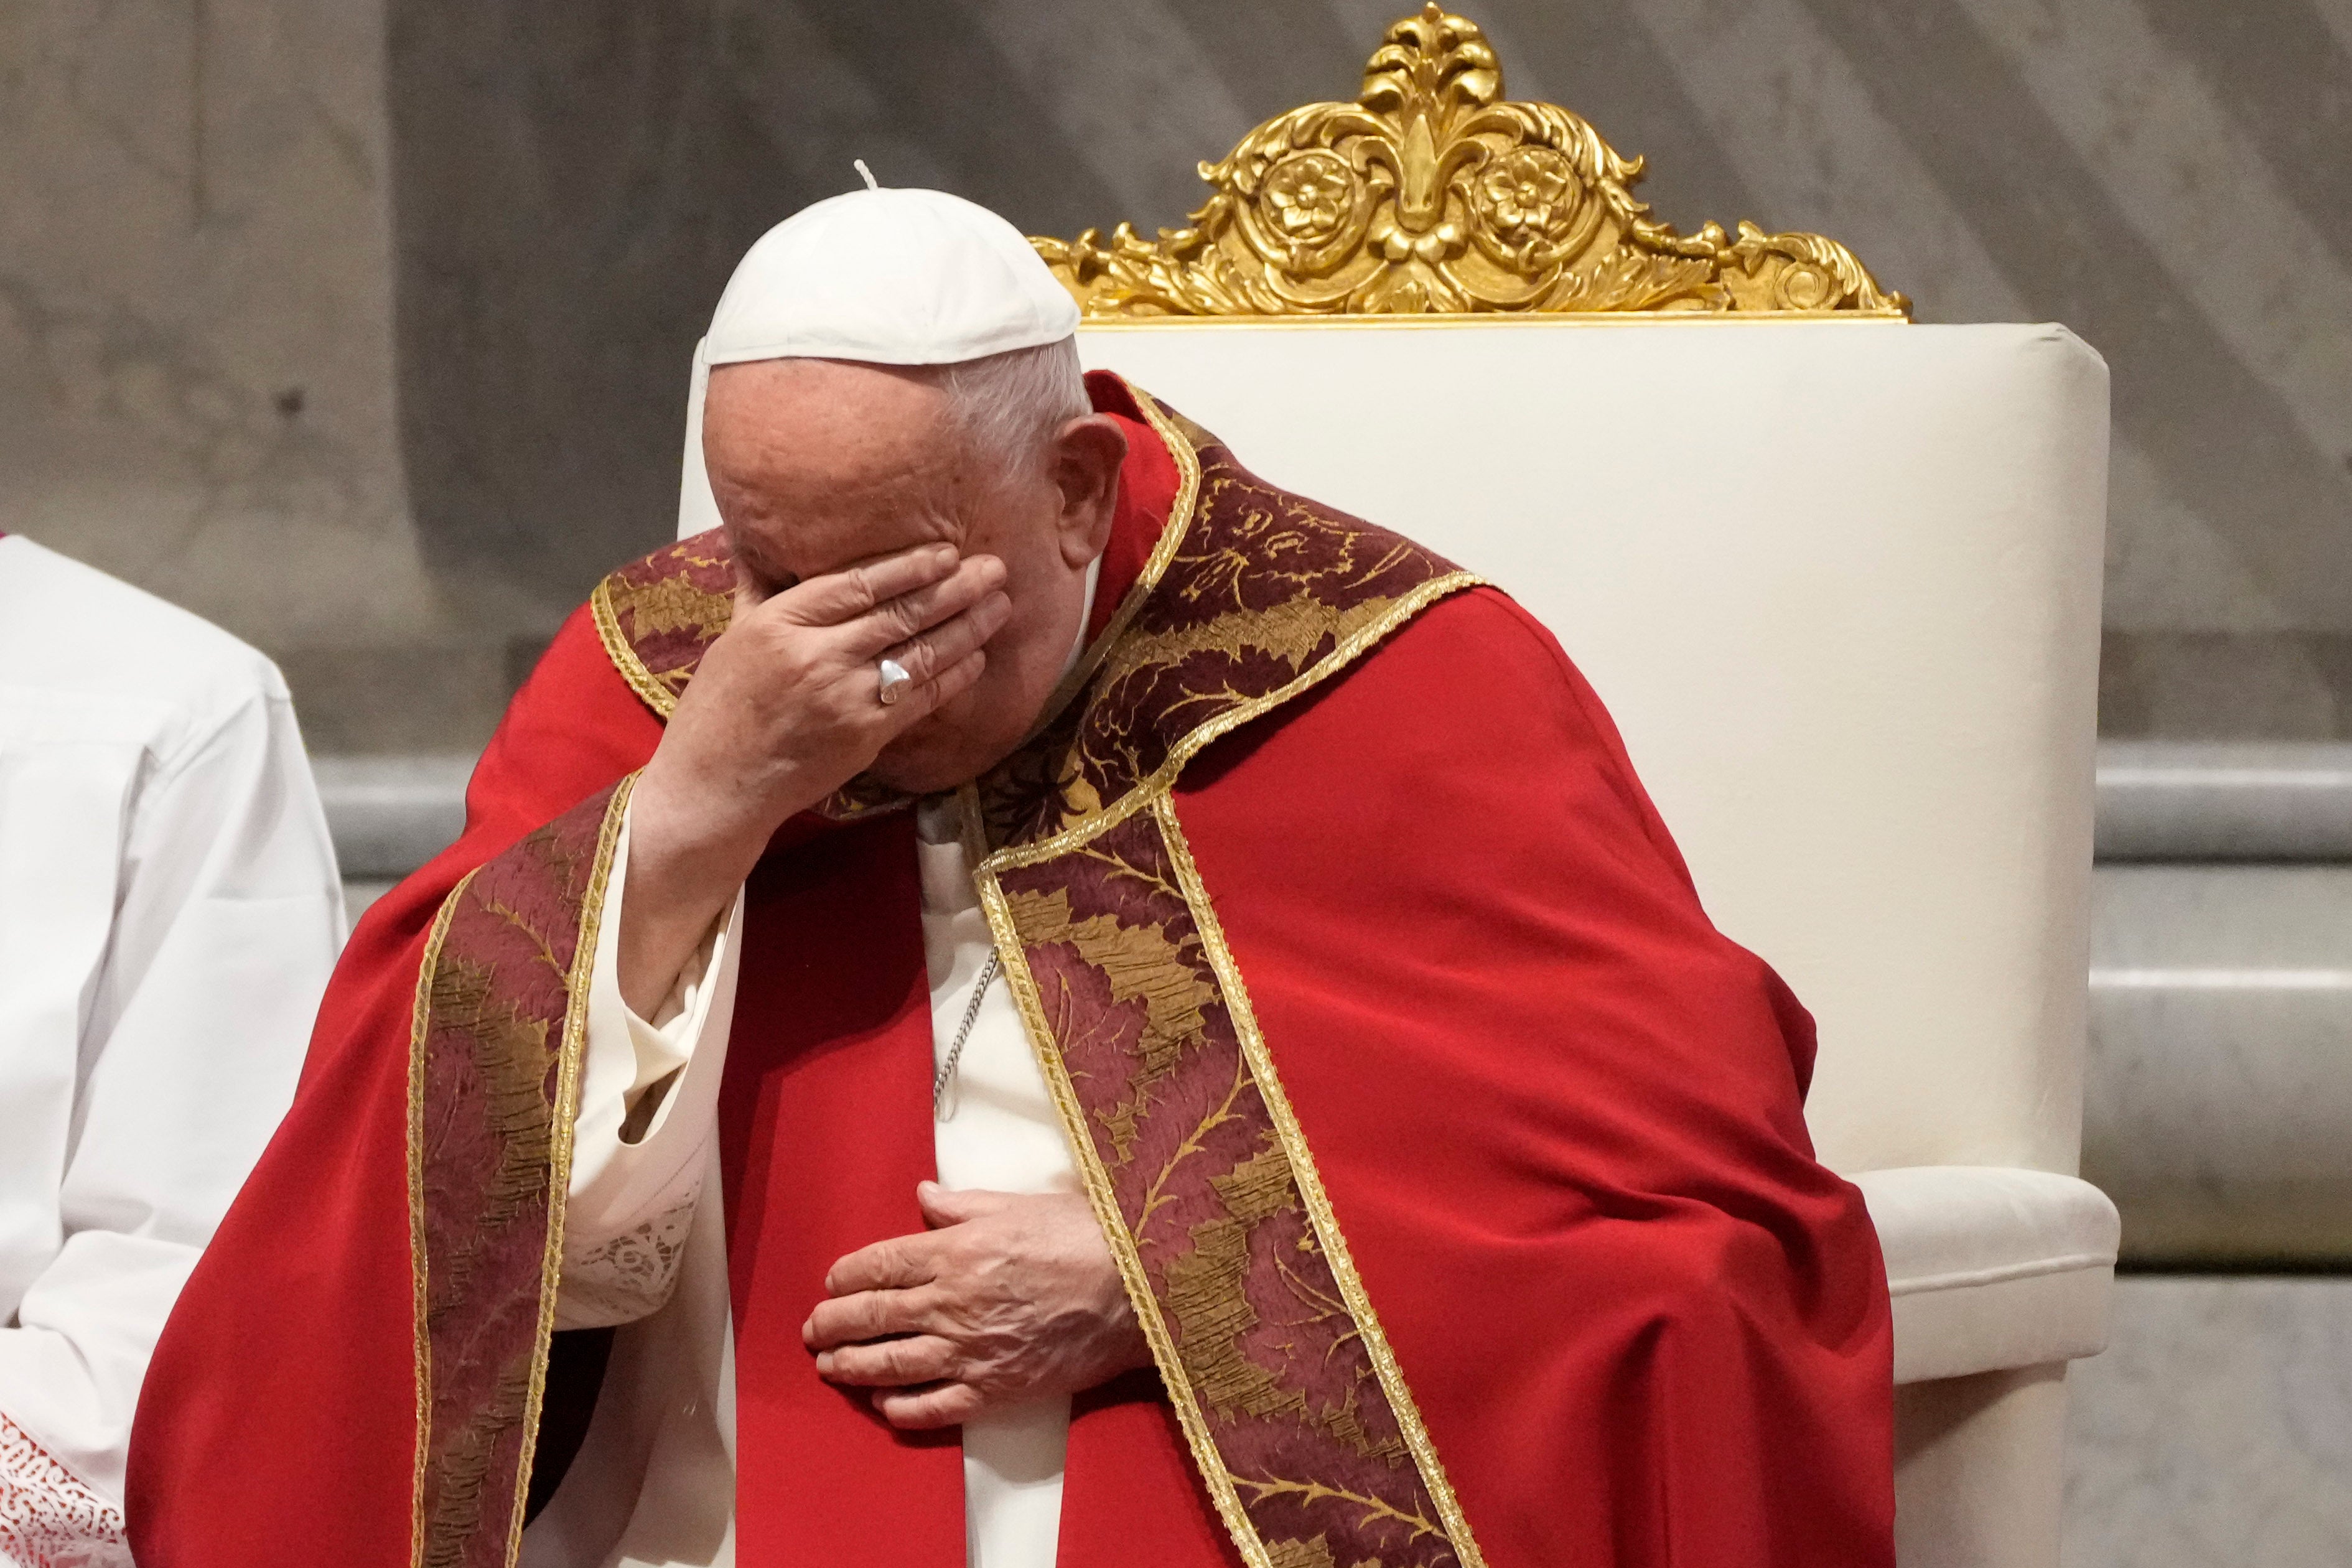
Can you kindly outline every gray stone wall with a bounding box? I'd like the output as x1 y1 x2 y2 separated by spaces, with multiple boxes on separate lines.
6 0 2349 749
0 0 467 749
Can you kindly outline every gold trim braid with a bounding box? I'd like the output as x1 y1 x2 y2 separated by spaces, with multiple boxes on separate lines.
502 773 630 1565
406 778 634 1568
1034 4 1905 318
1155 794 1484 1560
589 579 680 719
406 876 469 1566
592 540 737 721
1021 386 1204 742
979 569 1482 873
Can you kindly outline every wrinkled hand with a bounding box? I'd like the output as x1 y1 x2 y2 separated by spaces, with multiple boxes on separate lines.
620 543 1009 1012
640 541 1007 860
803 1183 1149 1430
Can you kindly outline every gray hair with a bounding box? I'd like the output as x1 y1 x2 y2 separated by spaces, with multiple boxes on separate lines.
919 337 1091 487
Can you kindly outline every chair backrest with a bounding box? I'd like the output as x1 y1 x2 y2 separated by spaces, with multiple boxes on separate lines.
1078 319 2107 1177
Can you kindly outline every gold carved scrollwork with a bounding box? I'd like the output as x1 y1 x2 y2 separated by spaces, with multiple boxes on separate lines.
1034 4 1908 319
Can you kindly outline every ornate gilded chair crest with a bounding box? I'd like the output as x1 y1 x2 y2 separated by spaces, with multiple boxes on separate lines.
1035 4 1906 318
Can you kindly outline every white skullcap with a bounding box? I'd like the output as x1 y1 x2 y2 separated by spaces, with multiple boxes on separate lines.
676 184 1080 539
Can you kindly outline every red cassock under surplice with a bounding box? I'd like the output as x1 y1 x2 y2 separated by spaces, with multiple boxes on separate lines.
128 375 1894 1568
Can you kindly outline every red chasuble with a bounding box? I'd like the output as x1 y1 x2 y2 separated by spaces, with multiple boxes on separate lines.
128 375 1894 1568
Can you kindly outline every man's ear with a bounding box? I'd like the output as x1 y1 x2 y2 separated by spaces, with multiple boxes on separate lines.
1050 414 1128 569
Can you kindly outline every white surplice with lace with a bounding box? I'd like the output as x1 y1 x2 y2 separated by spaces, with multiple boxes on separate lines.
0 536 343 1568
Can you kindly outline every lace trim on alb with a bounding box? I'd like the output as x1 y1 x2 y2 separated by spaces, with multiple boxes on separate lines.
0 1412 131 1568
556 1187 700 1330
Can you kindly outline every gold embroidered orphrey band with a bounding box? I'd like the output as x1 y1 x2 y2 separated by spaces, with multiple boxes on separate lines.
407 778 630 1568
592 388 1489 1566
1033 4 1906 320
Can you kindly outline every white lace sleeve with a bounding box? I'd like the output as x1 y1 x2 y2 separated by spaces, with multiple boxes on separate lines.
557 803 745 1332
1 1406 133 1568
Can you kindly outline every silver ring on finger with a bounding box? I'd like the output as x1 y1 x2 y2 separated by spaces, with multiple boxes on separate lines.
876 656 913 707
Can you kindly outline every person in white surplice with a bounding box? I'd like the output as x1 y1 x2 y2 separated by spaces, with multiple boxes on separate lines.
0 534 342 1567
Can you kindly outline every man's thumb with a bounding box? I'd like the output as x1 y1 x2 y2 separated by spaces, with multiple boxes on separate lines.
918 1181 1010 1228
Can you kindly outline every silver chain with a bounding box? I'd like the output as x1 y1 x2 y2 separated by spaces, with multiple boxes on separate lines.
933 949 1001 1121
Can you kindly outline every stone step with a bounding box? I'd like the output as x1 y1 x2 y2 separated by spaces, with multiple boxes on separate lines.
317 744 2352 1264
2096 741 2352 861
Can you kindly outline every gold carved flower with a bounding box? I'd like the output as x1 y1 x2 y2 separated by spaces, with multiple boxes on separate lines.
1260 151 1359 248
1472 146 1580 257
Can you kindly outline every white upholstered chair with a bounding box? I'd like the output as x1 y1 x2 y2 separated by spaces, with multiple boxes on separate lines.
1039 12 2114 1557
1078 317 2117 1566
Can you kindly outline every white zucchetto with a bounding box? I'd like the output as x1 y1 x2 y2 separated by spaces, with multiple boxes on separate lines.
708 186 1078 368
677 184 1081 539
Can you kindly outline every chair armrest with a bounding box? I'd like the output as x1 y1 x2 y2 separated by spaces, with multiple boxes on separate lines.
1852 1165 2119 1384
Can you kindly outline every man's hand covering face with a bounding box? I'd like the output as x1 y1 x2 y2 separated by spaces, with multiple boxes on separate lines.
619 542 1009 1015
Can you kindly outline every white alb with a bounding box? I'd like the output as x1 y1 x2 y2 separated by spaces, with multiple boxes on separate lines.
0 536 343 1568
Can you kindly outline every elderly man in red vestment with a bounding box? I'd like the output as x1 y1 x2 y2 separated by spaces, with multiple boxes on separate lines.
129 184 1894 1568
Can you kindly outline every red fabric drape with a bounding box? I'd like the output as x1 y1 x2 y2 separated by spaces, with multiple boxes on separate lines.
1142 586 1893 1565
